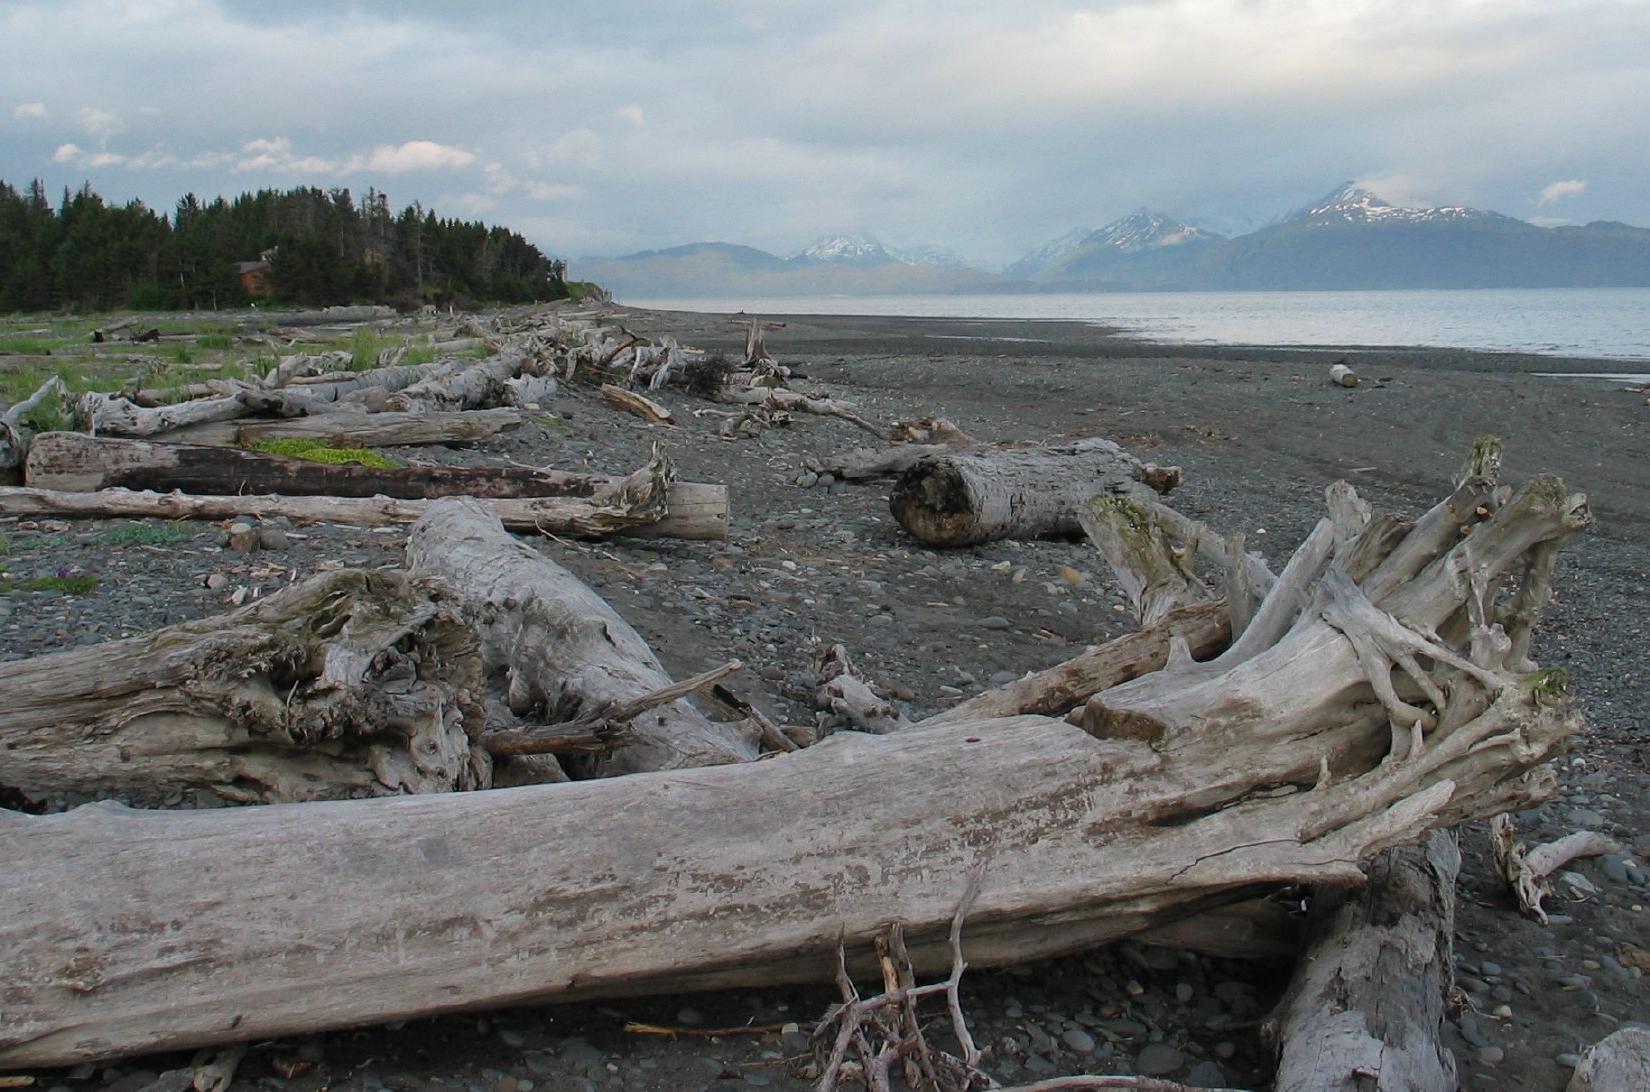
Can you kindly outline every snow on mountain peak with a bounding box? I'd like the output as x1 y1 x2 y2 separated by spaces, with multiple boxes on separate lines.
796 234 893 264
1095 210 1216 252
1292 183 1490 226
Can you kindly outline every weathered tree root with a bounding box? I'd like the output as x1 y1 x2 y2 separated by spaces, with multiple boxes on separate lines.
0 569 485 803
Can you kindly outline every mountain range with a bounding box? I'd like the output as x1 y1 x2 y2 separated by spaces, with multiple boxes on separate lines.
574 184 1650 297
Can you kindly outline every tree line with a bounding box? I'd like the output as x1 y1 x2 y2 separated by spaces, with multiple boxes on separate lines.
0 179 572 313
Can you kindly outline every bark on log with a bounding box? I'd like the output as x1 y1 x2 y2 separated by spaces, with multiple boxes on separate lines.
1263 832 1461 1092
153 408 525 447
0 456 726 541
406 497 757 774
890 439 1177 547
21 432 727 539
0 569 485 803
599 383 675 424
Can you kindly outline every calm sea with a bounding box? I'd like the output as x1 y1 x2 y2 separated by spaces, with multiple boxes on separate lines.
628 287 1650 364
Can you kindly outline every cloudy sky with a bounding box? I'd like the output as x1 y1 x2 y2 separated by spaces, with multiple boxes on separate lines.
3 0 1647 269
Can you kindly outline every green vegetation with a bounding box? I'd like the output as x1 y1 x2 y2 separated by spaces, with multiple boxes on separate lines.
0 574 98 595
0 531 9 554
0 179 572 312
250 437 403 468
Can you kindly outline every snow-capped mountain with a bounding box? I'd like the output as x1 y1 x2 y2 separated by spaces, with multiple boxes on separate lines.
1286 183 1497 226
792 234 897 268
1009 211 1223 283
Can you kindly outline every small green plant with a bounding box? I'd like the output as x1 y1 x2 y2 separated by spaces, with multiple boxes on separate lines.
98 522 193 546
196 331 235 350
170 345 194 366
250 437 403 468
349 328 393 371
0 532 10 555
0 574 98 595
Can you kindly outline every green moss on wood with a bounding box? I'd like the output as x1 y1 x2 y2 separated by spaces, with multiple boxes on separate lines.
249 438 403 469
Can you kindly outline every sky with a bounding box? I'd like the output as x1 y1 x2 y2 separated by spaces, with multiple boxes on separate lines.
3 0 1648 270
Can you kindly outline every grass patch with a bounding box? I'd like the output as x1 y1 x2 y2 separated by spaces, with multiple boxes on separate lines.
349 328 396 371
195 330 236 350
250 437 403 468
0 574 98 595
0 532 9 554
0 335 63 356
98 522 193 546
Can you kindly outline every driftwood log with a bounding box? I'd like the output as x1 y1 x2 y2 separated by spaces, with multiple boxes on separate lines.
154 408 525 447
0 448 726 540
891 439 1181 547
0 569 485 803
22 432 727 539
1264 832 1461 1092
0 456 1585 1068
0 375 66 471
77 390 249 437
406 497 758 775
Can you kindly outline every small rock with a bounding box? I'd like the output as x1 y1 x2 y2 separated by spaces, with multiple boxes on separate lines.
980 615 1011 630
1136 1042 1185 1077
1480 960 1503 977
1187 1060 1227 1088
1024 1054 1056 1075
1062 1028 1096 1054
1478 1046 1504 1065
225 521 257 553
204 572 228 589
1175 982 1195 1004
675 1006 704 1026
256 526 289 550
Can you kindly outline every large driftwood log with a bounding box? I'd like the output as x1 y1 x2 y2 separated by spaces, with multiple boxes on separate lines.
21 432 727 539
0 459 1586 1068
0 569 485 803
1 448 726 539
890 439 1180 547
154 407 524 447
0 682 1569 1069
1263 832 1461 1092
1567 1029 1650 1092
406 497 758 774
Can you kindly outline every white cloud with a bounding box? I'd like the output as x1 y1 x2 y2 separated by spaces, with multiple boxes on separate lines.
12 102 49 120
1537 179 1587 206
51 142 83 163
529 128 602 170
233 136 336 174
615 104 645 127
524 181 581 201
74 106 121 141
51 142 128 167
345 139 475 173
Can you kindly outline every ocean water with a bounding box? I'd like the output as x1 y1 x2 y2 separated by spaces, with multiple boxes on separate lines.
628 287 1650 363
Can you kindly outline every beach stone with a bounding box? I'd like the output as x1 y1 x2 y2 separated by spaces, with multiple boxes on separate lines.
1187 1061 1228 1088
1479 1046 1505 1065
1136 1042 1184 1076
225 521 257 553
1025 1054 1056 1075
675 1006 704 1026
980 615 1011 630
1601 855 1632 884
256 526 290 550
1062 1027 1096 1054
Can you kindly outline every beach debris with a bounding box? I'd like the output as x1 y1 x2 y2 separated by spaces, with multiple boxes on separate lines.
1330 362 1360 387
889 437 1179 547
1488 814 1622 923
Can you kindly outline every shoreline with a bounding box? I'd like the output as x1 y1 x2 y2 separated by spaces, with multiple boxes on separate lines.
619 304 1650 375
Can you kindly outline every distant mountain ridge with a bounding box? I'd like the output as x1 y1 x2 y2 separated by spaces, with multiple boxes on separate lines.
575 185 1650 297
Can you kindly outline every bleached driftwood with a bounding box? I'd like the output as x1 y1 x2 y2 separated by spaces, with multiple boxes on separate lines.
1330 363 1359 388
0 455 1585 1068
599 383 675 425
0 569 484 803
77 389 249 437
721 386 886 439
0 375 66 470
1567 1028 1650 1092
406 497 758 775
890 439 1178 547
1488 813 1622 923
814 644 911 734
1264 832 1461 1092
154 407 524 447
0 451 726 541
